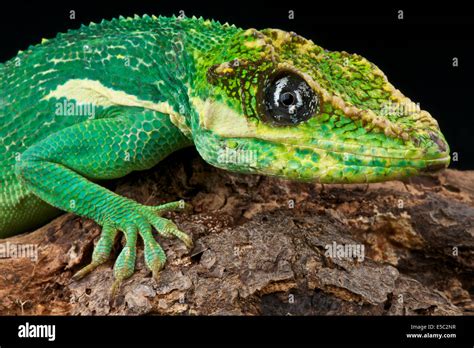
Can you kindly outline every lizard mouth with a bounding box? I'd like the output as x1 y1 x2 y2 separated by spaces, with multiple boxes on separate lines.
286 141 450 162
251 138 451 183
284 139 450 170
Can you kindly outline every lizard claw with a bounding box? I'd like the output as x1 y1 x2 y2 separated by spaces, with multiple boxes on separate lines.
72 201 192 297
72 263 100 280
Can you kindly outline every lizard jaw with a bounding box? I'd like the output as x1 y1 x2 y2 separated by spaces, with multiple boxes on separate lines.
254 142 450 183
195 131 450 184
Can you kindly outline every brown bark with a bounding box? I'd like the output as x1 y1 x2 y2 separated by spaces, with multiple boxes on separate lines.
0 149 472 315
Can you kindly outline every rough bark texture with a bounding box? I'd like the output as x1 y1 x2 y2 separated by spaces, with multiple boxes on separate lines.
0 149 473 315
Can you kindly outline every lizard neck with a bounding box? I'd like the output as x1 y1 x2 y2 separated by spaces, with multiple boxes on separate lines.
99 16 243 141
153 17 243 141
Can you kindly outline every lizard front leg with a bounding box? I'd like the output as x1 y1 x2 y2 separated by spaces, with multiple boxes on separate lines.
15 107 193 294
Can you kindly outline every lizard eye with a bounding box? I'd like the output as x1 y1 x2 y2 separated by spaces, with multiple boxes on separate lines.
263 72 319 125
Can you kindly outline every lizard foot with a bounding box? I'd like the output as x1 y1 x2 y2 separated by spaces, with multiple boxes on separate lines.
72 200 192 295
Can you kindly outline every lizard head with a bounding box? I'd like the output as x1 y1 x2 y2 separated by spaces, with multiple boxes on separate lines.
190 28 450 183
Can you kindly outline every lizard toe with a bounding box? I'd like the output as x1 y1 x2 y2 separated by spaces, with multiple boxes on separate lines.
73 224 118 280
148 214 194 250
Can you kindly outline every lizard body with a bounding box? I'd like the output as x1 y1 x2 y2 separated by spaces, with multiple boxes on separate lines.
0 15 449 291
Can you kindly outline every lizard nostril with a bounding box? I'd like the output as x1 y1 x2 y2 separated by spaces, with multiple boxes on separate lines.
429 132 447 153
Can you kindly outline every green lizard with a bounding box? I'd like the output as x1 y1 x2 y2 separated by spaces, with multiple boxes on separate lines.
0 15 450 293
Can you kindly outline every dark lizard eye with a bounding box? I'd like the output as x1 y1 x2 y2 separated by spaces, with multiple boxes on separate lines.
263 72 319 125
280 91 296 106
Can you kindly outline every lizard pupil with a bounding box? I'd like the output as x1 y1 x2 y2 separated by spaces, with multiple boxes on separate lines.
262 72 319 126
280 92 295 106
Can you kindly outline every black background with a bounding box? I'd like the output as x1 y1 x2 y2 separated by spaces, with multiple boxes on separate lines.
0 0 473 169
